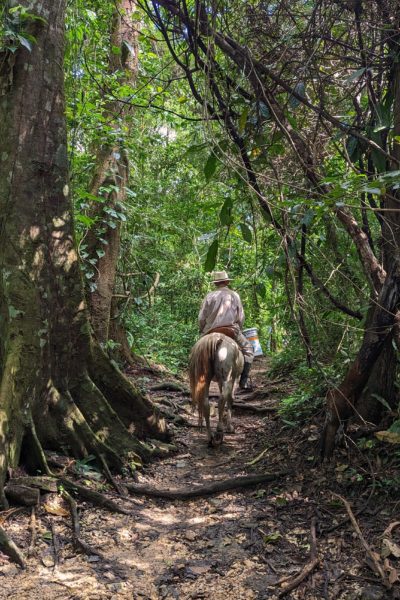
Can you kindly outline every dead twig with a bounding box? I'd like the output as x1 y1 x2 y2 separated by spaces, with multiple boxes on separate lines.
51 522 60 568
276 517 319 597
334 494 389 587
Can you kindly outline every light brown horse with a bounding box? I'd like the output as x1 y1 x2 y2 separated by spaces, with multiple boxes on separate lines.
189 332 244 446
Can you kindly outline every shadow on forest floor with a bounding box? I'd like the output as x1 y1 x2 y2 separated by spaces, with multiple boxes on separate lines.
1 358 400 599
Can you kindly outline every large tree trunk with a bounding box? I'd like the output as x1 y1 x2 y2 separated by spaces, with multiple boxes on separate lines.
86 0 138 344
0 0 166 508
321 262 400 457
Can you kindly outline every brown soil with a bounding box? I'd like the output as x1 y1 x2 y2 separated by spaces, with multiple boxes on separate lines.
0 359 399 599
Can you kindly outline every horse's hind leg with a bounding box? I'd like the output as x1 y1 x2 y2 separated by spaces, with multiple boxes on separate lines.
203 388 214 446
222 381 235 434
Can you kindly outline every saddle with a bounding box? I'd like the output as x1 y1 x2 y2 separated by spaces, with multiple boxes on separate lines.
207 326 237 341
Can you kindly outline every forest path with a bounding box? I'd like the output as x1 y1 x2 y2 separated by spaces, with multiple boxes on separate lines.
0 359 398 599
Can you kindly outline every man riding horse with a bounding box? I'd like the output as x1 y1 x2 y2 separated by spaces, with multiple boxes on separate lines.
198 271 254 390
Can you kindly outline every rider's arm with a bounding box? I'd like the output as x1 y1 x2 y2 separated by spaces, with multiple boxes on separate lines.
198 299 208 333
236 294 245 329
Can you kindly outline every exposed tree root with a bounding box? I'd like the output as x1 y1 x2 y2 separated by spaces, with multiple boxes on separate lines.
126 472 286 500
28 507 37 558
51 522 60 568
4 483 39 506
62 490 105 558
60 477 131 515
150 381 189 393
89 342 168 441
233 401 277 414
0 525 26 568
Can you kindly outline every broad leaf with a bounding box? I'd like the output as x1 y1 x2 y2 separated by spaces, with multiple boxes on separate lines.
220 198 233 226
289 82 306 109
204 239 219 272
238 106 249 134
345 67 366 83
240 222 252 244
204 153 217 182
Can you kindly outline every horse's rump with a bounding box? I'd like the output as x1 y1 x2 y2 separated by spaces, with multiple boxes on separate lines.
189 333 241 425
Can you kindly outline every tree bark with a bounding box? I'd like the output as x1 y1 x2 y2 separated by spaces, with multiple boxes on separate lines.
86 0 138 344
321 262 400 457
0 0 166 507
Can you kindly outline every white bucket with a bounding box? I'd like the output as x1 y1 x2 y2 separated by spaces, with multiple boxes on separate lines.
243 327 263 357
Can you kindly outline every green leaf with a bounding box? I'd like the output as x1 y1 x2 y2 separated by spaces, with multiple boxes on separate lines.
263 532 282 544
301 209 315 227
240 222 252 244
256 282 266 298
345 67 366 83
122 40 135 56
238 106 249 134
204 153 217 182
258 102 270 119
75 214 95 227
371 149 386 173
371 393 392 412
18 35 33 52
219 198 233 226
289 82 306 108
346 136 360 162
204 239 219 272
9 306 23 318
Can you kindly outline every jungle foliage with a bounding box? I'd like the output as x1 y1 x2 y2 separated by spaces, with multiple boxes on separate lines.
2 0 400 467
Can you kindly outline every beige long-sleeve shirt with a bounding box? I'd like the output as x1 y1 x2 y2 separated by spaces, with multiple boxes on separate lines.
198 286 245 334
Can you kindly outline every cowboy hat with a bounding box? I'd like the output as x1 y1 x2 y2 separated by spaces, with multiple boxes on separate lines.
211 270 232 283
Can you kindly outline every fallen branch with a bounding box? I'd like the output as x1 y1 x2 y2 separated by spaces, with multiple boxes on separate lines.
0 525 26 569
126 472 286 500
245 446 270 466
335 494 389 587
277 517 319 597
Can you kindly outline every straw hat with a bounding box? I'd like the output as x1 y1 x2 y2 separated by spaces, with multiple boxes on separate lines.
212 270 232 284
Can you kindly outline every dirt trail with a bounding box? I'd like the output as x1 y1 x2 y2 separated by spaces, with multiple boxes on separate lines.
0 359 399 599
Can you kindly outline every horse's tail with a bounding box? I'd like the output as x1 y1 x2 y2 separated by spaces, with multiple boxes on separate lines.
189 334 221 425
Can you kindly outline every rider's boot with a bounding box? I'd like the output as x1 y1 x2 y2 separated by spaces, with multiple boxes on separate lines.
239 362 252 390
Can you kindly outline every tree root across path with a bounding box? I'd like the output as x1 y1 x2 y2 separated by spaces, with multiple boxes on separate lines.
126 472 287 500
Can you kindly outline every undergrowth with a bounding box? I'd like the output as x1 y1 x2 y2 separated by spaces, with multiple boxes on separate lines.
269 345 341 425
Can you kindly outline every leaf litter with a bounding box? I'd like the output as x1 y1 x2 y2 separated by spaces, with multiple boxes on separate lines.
0 358 399 599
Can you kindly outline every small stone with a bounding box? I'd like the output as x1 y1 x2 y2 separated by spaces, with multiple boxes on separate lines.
184 530 197 541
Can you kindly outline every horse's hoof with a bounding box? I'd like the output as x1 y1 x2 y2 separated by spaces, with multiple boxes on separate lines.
214 431 224 445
